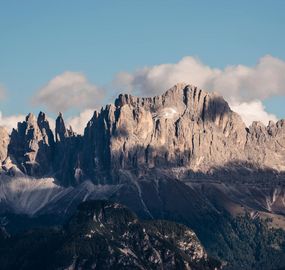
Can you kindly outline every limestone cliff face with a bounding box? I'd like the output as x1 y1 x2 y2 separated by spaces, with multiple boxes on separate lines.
245 120 285 171
2 83 285 185
82 84 248 183
54 113 83 186
0 127 9 164
7 112 54 176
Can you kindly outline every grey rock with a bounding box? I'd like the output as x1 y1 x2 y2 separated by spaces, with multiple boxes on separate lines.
7 112 54 176
54 112 83 186
3 83 285 185
82 84 247 183
55 112 75 142
0 127 9 164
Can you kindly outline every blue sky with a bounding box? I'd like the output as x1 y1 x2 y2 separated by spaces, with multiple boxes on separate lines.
0 0 285 131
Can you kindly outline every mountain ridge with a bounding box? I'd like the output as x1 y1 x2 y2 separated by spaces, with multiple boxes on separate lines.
1 83 285 185
1 83 285 269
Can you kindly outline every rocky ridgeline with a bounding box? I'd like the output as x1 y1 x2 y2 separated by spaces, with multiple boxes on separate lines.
0 200 221 269
1 83 285 185
1 111 82 185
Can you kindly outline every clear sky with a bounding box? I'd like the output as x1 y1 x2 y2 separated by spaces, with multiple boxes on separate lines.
0 0 285 131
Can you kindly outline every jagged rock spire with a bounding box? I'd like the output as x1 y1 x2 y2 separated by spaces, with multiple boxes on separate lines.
55 112 68 142
37 111 55 146
26 112 37 124
37 111 47 123
7 112 55 176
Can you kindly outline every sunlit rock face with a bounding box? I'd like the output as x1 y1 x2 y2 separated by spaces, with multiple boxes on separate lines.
82 83 246 183
245 120 285 171
0 127 9 164
113 83 247 172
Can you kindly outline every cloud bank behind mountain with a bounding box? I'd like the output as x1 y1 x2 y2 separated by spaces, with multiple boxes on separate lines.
1 55 284 133
115 55 285 125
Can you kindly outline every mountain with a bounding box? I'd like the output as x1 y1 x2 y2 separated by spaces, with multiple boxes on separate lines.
0 200 221 270
3 83 285 182
1 83 285 269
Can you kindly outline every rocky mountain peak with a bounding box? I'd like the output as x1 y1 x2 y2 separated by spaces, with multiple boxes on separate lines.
114 83 232 125
55 112 75 143
1 83 285 184
82 83 247 183
6 112 55 176
37 111 49 126
37 111 54 146
25 112 37 124
55 112 67 142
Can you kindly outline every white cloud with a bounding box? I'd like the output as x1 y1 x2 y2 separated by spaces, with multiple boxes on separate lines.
114 55 285 125
33 72 104 113
115 55 285 104
115 56 220 97
230 101 278 126
67 109 94 134
0 112 25 132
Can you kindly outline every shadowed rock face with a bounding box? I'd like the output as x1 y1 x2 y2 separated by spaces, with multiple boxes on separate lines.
53 113 83 186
